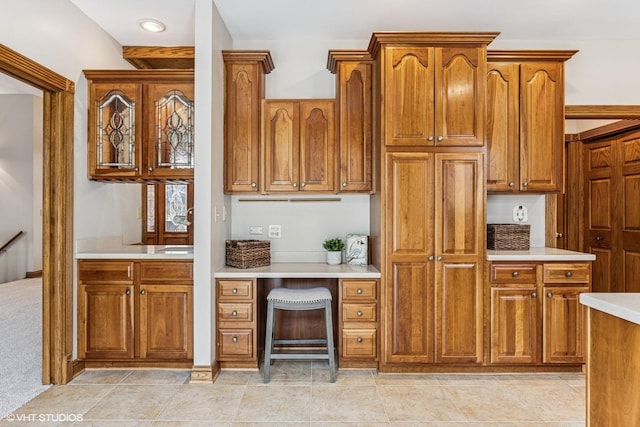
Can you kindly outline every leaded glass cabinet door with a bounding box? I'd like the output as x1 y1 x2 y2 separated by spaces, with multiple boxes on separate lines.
142 183 194 245
88 83 142 179
145 83 195 180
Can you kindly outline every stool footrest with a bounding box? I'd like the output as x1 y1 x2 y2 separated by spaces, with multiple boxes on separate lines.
273 339 327 345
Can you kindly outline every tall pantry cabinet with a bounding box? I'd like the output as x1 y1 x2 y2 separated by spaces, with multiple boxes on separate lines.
368 32 498 370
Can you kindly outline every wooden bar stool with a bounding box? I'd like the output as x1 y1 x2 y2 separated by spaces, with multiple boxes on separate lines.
263 287 336 383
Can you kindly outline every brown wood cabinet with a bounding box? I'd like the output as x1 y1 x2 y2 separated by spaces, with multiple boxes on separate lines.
83 70 195 182
487 261 590 365
339 279 378 367
262 99 336 193
384 152 484 365
78 259 193 365
486 51 576 192
216 279 258 367
222 51 274 193
327 50 374 192
583 129 640 292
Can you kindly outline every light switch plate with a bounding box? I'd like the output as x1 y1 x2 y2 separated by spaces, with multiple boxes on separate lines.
513 205 528 222
249 226 263 235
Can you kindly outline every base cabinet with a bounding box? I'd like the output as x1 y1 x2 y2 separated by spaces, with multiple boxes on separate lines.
216 279 258 367
487 261 590 365
78 260 193 364
339 279 379 367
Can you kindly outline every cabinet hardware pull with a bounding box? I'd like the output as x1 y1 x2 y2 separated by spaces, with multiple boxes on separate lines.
148 167 153 172
125 289 131 295
437 256 443 261
428 135 434 141
547 292 553 298
301 182 306 187
428 255 434 261
127 266 131 278
251 182 256 188
565 271 573 278
356 288 363 294
523 182 529 187
357 311 363 317
357 337 363 343
134 167 139 172
557 233 563 238
292 182 298 188
508 182 515 187
231 310 237 316
231 336 238 343
531 292 537 298
437 136 443 142
232 288 238 294
596 236 602 241
140 289 145 295
342 182 347 187
512 271 519 277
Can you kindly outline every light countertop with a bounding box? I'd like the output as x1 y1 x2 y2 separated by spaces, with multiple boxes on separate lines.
215 263 380 279
76 244 194 260
487 247 596 261
580 293 640 326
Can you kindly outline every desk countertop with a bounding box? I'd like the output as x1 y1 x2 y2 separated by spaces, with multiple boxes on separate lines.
214 263 380 279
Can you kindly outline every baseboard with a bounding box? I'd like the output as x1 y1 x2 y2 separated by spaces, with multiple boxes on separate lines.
190 364 214 383
25 270 43 278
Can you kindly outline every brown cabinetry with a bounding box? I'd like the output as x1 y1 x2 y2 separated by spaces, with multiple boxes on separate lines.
487 261 590 365
486 51 576 192
78 259 193 365
262 99 336 193
339 279 378 367
222 51 274 193
83 70 195 182
327 51 374 192
216 279 258 367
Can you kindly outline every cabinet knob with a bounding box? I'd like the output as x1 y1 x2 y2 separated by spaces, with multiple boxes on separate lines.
357 311 363 317
556 233 563 238
357 288 363 294
547 292 553 298
301 182 306 187
342 182 347 187
231 310 238 317
251 182 257 188
134 167 139 172
428 135 434 141
357 337 363 343
428 255 435 261
512 271 519 277
437 256 443 261
531 292 537 298
292 182 298 188
140 289 145 295
596 236 603 241
565 271 573 278
437 136 443 142
508 182 515 188
148 167 153 172
125 289 131 295
522 182 529 187
232 288 238 294
231 336 238 343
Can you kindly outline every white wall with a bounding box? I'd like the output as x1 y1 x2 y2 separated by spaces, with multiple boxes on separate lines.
0 95 42 282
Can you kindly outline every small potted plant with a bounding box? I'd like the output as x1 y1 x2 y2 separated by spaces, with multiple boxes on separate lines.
322 238 345 265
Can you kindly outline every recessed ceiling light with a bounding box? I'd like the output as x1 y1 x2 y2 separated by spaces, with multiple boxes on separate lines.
138 19 166 33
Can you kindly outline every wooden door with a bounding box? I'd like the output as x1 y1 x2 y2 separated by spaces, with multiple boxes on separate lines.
435 153 484 363
519 62 564 191
385 152 435 363
383 47 435 147
434 46 486 147
490 287 538 364
620 132 640 292
584 138 617 292
87 82 142 179
486 62 520 191
299 100 336 192
543 286 587 363
79 283 135 359
224 58 265 193
337 60 373 192
262 100 300 192
138 284 193 359
142 183 194 245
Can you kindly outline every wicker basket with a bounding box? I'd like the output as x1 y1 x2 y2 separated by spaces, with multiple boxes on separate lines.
225 240 271 268
487 224 530 250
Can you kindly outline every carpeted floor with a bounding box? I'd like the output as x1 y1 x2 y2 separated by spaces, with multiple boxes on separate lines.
0 278 50 419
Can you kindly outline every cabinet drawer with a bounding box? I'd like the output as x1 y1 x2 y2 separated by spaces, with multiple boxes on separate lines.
342 303 377 322
218 303 253 322
218 280 254 300
543 263 590 284
218 329 254 359
140 261 193 282
78 261 134 282
490 263 538 284
341 280 377 300
342 329 377 359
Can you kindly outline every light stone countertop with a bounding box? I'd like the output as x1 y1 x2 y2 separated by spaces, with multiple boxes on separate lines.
487 247 596 261
580 293 640 326
75 244 194 260
215 263 380 279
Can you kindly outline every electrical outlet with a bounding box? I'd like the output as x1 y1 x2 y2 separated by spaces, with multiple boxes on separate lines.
268 225 281 238
249 226 263 235
513 205 528 222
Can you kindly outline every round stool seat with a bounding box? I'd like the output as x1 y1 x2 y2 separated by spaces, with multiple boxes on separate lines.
267 287 332 304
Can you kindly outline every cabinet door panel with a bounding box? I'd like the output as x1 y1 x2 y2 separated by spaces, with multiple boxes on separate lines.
384 47 435 146
263 101 300 192
543 286 586 363
519 62 563 191
437 262 482 363
299 100 335 191
436 47 485 146
491 287 538 364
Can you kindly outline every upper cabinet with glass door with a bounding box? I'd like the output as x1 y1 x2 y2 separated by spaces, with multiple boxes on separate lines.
84 70 194 182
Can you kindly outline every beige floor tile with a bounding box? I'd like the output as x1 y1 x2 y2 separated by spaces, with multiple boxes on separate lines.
311 423 389 427
213 370 255 386
153 421 232 426
252 361 312 385
313 367 377 385
83 385 181 421
310 385 388 422
234 423 310 427
10 384 113 416
69 369 132 385
374 373 442 386
442 384 536 422
120 370 191 385
157 384 244 421
378 385 465 422
511 383 585 422
235 385 311 422
73 421 152 427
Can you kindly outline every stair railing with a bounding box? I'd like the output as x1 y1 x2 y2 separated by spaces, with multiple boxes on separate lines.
0 231 24 255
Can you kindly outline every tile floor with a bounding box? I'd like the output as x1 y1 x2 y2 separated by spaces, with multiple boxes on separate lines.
1 362 585 426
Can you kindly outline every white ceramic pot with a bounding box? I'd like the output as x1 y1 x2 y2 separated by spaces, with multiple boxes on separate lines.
326 251 342 265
